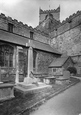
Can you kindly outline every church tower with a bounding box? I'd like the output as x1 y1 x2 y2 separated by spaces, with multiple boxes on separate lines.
36 6 60 34
39 6 60 24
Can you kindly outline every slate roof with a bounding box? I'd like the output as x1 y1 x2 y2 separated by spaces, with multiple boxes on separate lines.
49 56 69 68
0 29 29 46
0 29 61 55
32 40 61 54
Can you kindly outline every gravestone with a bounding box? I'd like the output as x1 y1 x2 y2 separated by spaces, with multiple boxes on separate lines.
0 83 15 100
0 67 15 100
63 70 70 79
56 70 70 85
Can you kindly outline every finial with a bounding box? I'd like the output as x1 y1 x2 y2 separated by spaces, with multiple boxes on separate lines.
58 5 60 11
49 0 51 10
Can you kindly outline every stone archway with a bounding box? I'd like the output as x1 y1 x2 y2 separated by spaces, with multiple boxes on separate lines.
67 67 77 75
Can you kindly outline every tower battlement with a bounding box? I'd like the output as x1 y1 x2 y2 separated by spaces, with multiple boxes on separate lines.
39 6 60 24
39 6 60 14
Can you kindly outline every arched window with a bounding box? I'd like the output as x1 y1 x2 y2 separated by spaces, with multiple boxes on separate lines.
0 44 14 67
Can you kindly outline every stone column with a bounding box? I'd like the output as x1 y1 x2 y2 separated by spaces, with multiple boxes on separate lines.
35 53 38 73
0 66 3 83
27 46 33 78
15 46 19 84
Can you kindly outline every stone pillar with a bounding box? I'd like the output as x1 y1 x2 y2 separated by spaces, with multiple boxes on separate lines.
15 47 19 83
27 46 33 78
35 53 38 73
0 66 3 83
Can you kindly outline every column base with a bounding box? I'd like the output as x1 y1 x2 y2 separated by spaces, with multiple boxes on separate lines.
24 77 34 84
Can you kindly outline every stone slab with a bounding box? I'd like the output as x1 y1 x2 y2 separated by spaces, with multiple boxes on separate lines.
0 83 15 101
15 82 52 94
56 77 70 85
0 83 15 88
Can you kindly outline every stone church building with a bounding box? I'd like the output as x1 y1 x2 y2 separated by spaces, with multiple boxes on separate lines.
0 6 81 83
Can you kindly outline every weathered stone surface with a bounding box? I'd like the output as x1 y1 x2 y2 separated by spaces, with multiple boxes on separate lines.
49 10 81 56
0 83 14 100
36 51 58 73
39 6 60 24
51 25 81 55
34 31 49 44
0 13 50 45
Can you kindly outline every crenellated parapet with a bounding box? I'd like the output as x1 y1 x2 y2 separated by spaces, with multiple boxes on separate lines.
60 10 81 26
0 12 50 45
50 10 81 56
39 6 60 14
0 13 33 29
0 13 6 18
51 10 81 38
39 6 60 24
0 13 50 37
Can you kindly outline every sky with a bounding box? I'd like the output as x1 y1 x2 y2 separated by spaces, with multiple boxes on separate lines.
0 0 81 27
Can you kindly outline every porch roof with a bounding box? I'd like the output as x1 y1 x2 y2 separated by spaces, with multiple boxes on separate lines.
49 56 69 68
0 29 61 54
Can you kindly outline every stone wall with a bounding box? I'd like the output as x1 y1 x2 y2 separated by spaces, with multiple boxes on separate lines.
39 7 60 24
72 55 81 74
63 58 73 69
49 67 63 76
0 13 50 44
50 11 81 56
36 50 59 73
34 30 50 44
39 12 60 23
0 13 30 37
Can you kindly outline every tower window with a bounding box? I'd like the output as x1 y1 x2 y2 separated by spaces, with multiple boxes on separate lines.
8 23 13 32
